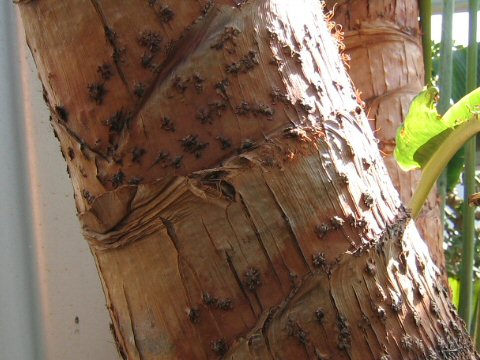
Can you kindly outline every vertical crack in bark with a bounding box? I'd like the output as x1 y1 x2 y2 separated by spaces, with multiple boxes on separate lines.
122 283 144 360
225 250 259 319
351 286 379 359
159 216 201 330
261 174 311 270
238 193 284 290
89 0 134 98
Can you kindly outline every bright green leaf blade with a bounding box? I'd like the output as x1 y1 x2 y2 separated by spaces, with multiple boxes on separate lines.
395 87 480 171
449 277 460 308
394 87 449 170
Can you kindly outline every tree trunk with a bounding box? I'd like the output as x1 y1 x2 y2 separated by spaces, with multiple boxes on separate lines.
325 0 445 272
17 0 474 359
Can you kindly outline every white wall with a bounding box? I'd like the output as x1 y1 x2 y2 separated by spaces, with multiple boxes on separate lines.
1 4 118 360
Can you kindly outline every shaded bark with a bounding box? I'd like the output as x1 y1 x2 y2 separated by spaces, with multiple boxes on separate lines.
325 0 445 272
18 0 473 359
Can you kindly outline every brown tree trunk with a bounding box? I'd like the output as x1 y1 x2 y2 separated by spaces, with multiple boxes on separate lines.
18 0 474 359
325 0 445 273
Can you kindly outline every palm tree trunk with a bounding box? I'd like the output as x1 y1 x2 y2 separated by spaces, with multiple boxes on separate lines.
18 0 473 359
325 0 445 272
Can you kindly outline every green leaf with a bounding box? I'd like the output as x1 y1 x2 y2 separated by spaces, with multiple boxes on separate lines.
449 277 460 308
394 87 448 170
395 87 480 171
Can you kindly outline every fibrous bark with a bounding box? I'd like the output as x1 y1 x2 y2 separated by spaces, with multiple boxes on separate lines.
18 0 474 359
325 0 445 271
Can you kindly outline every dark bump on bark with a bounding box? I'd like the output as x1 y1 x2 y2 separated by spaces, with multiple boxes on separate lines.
314 308 325 324
104 110 131 134
211 338 228 356
55 106 68 122
234 101 250 116
375 305 387 322
215 79 229 99
362 192 374 208
170 155 183 169
391 297 403 313
365 260 376 276
270 87 290 104
202 292 218 306
82 189 95 204
217 298 233 311
193 73 204 93
244 267 261 291
211 26 240 50
67 147 75 160
283 127 307 139
132 147 146 163
225 51 259 74
315 223 330 239
336 315 351 350
252 103 274 118
338 173 349 184
312 252 327 270
413 311 422 327
97 63 114 80
88 83 107 105
430 300 440 317
362 158 372 170
138 30 162 53
188 308 200 324
216 136 232 150
158 6 175 23
133 83 146 98
300 100 313 113
179 135 209 158
287 318 309 345
239 139 257 153
128 177 143 185
330 216 344 229
111 170 125 189
173 75 188 93
160 116 175 132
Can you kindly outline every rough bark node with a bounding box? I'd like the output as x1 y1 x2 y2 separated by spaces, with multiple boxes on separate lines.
18 0 474 359
324 0 445 273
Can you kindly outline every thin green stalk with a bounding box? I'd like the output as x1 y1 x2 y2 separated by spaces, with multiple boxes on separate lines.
410 118 480 219
476 294 480 348
420 0 433 83
459 0 478 330
438 0 454 114
437 0 455 226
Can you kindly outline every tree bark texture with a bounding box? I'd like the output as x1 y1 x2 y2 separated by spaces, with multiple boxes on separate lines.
325 0 445 272
18 0 474 359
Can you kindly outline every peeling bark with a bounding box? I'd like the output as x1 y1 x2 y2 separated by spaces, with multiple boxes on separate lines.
17 0 475 359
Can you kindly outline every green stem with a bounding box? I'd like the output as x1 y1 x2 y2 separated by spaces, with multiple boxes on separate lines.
420 0 432 83
437 0 455 226
459 0 478 330
410 118 480 219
